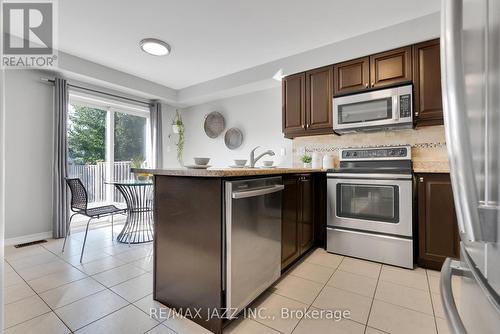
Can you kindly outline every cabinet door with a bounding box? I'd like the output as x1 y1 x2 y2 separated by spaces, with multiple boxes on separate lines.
281 175 300 269
306 66 333 131
299 175 314 254
333 57 370 95
282 73 306 135
413 39 444 126
417 174 460 270
369 46 412 88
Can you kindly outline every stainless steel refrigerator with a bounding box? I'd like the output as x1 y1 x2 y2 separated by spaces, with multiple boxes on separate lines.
441 0 500 332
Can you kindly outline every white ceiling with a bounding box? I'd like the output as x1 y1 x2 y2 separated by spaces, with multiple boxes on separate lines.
59 0 440 90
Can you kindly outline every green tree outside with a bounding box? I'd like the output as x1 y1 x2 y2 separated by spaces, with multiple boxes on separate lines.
68 104 146 165
68 105 106 164
114 112 146 162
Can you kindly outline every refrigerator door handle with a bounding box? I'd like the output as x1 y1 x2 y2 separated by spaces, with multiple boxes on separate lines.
440 258 468 334
441 0 482 242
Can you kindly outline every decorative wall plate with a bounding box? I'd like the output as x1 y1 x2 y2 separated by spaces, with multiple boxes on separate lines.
204 112 225 138
224 128 244 150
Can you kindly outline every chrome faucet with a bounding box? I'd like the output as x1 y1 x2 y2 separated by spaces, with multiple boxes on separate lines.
250 146 275 167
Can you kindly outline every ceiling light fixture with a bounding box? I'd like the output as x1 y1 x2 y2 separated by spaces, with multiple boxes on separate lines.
140 38 171 56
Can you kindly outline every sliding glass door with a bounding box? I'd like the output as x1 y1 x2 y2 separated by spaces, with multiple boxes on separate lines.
67 94 150 206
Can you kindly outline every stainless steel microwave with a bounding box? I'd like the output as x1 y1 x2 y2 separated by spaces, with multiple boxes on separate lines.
333 84 413 133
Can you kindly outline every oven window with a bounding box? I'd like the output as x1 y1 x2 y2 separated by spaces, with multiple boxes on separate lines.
336 184 399 223
338 97 392 124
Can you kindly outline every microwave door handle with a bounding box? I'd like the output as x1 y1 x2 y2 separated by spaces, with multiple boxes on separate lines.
441 0 481 242
393 95 399 121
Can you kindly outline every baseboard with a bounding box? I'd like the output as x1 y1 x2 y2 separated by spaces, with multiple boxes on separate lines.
5 231 53 246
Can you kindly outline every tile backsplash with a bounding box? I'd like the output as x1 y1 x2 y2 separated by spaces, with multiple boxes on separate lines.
292 125 449 171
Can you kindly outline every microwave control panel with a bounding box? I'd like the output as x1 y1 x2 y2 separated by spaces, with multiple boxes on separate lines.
399 94 412 118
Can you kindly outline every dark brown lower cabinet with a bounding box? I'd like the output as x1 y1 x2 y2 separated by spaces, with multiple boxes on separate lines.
298 175 314 252
417 173 460 270
281 174 324 270
281 175 300 269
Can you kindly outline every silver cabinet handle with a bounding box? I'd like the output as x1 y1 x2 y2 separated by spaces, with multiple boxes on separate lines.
232 184 284 199
441 0 481 241
440 258 467 334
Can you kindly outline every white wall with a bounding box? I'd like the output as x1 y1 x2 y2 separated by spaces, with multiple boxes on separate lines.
4 70 54 240
178 87 292 168
1 68 5 321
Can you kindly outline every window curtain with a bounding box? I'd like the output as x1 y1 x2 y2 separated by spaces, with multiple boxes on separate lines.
52 78 69 238
150 101 163 168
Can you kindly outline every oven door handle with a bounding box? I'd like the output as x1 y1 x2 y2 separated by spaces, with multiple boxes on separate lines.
327 173 412 180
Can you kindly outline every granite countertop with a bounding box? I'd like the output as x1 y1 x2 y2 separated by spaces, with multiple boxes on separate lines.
132 167 325 177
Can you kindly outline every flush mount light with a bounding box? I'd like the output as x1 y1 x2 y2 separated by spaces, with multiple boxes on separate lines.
140 38 171 56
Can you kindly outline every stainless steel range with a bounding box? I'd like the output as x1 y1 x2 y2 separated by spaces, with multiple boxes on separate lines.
326 145 414 268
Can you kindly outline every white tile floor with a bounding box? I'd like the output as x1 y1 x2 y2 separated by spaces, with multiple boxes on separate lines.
3 224 452 334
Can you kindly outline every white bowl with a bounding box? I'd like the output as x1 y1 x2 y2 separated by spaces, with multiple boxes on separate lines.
234 159 247 166
194 157 210 165
263 160 274 167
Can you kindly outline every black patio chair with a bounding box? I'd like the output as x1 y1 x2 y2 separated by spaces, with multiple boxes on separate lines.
62 178 126 263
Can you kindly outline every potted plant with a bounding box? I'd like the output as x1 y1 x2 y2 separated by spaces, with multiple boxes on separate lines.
172 110 184 134
170 111 185 166
301 154 312 168
131 156 150 181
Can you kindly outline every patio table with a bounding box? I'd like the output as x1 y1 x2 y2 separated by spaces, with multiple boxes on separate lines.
106 180 154 244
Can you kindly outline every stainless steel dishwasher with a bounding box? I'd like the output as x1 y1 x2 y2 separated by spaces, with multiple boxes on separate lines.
224 176 283 314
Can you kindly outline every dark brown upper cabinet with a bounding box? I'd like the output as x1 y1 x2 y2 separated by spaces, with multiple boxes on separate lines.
282 39 442 137
306 66 334 132
413 39 444 126
333 57 370 95
333 47 411 96
417 173 460 270
283 67 333 138
282 73 306 136
369 46 412 88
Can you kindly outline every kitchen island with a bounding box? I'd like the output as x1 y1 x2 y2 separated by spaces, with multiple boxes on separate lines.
133 167 327 334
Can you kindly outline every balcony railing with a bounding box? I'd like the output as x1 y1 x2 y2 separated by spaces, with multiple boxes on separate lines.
68 161 134 204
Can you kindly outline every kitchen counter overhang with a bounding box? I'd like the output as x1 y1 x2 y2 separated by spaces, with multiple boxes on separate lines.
141 168 326 334
132 167 325 177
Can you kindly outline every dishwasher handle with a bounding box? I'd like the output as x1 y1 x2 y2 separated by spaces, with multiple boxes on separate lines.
232 184 284 199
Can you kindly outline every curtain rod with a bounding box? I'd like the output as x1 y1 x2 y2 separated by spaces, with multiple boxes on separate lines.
41 77 152 107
